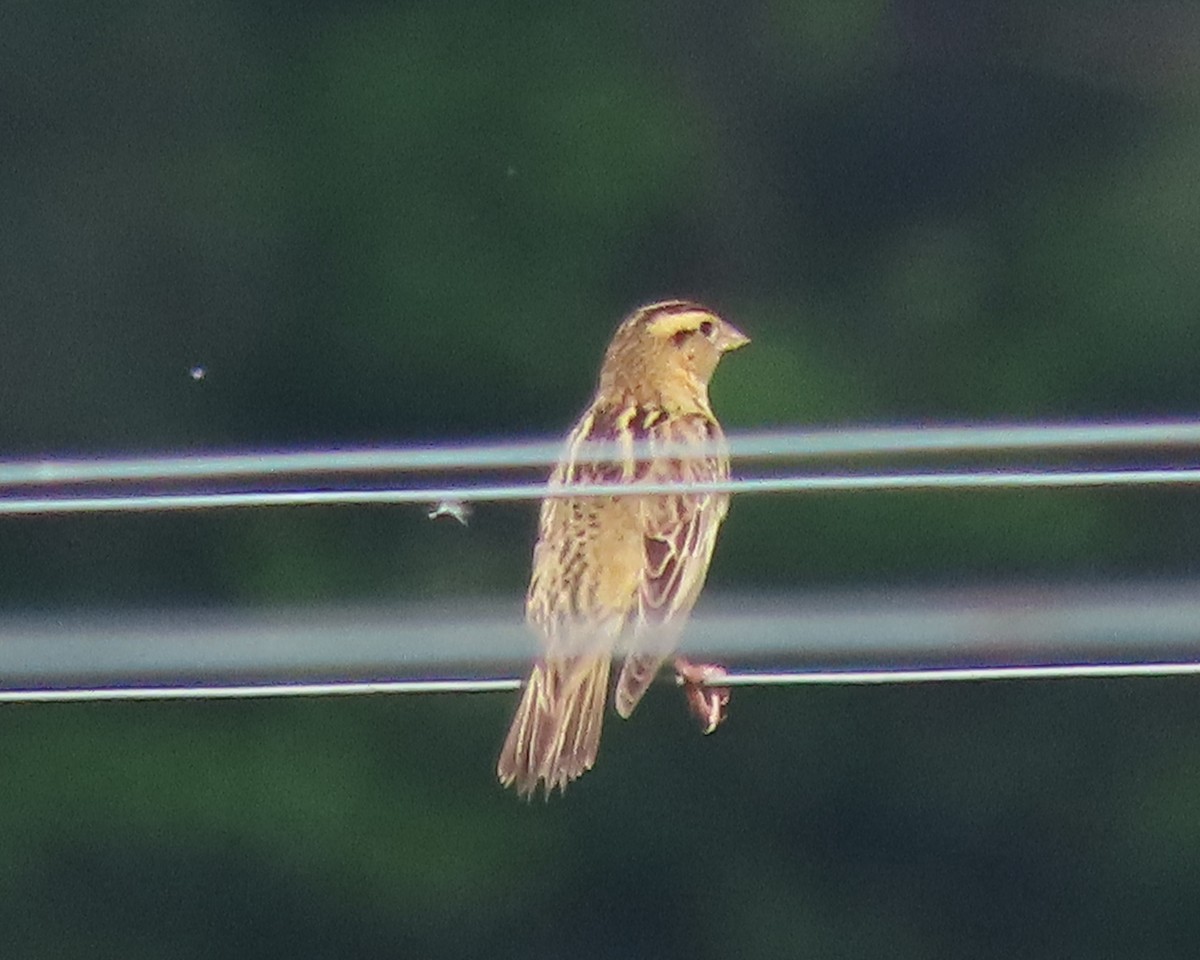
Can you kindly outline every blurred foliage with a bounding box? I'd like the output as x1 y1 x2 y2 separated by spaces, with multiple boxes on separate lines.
3 0 1200 956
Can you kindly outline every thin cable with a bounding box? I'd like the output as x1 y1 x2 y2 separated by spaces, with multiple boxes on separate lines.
5 420 1200 488
2 585 1200 696
2 661 1198 703
0 679 523 703
713 662 1200 685
4 466 1200 516
6 584 1200 681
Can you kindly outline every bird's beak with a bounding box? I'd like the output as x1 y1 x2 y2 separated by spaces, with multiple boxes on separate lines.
717 321 750 352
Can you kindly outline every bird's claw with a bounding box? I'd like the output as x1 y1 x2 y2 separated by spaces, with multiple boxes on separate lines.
674 658 731 734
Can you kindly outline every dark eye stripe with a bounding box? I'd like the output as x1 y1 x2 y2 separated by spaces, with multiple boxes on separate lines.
699 320 714 337
670 329 691 347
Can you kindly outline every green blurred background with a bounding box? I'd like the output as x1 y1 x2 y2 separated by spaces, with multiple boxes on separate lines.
5 0 1200 956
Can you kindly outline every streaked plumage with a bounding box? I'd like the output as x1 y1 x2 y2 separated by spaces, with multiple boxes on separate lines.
497 300 749 797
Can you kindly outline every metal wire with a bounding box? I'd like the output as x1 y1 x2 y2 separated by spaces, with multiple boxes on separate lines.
3 420 1200 488
3 584 1200 690
3 419 1200 515
2 662 1198 703
2 466 1200 516
4 423 1200 702
0 679 523 703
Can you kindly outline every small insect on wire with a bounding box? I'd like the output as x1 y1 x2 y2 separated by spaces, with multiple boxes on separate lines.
426 500 472 525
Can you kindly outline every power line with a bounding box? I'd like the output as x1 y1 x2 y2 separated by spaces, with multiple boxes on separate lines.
2 466 1200 516
3 419 1200 488
2 426 1198 702
3 584 1200 683
0 679 523 703
2 661 1198 704
715 662 1200 685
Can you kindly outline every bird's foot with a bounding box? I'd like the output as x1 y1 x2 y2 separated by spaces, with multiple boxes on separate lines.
674 658 731 734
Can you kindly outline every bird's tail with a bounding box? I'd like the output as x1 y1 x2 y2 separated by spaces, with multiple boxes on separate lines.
497 656 611 798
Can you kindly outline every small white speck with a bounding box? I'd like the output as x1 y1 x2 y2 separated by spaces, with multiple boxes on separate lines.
426 500 472 526
189 366 206 381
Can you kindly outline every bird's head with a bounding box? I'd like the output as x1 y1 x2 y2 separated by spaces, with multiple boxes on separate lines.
597 300 749 410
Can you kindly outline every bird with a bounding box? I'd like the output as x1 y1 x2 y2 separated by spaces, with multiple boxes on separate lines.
497 299 749 797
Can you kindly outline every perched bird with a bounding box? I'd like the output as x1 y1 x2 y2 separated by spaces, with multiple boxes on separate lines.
498 300 749 797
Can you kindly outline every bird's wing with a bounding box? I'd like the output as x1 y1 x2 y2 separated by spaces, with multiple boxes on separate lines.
506 407 641 796
524 406 641 654
614 411 729 718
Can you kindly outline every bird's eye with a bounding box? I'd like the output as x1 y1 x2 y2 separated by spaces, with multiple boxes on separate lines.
699 320 715 338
